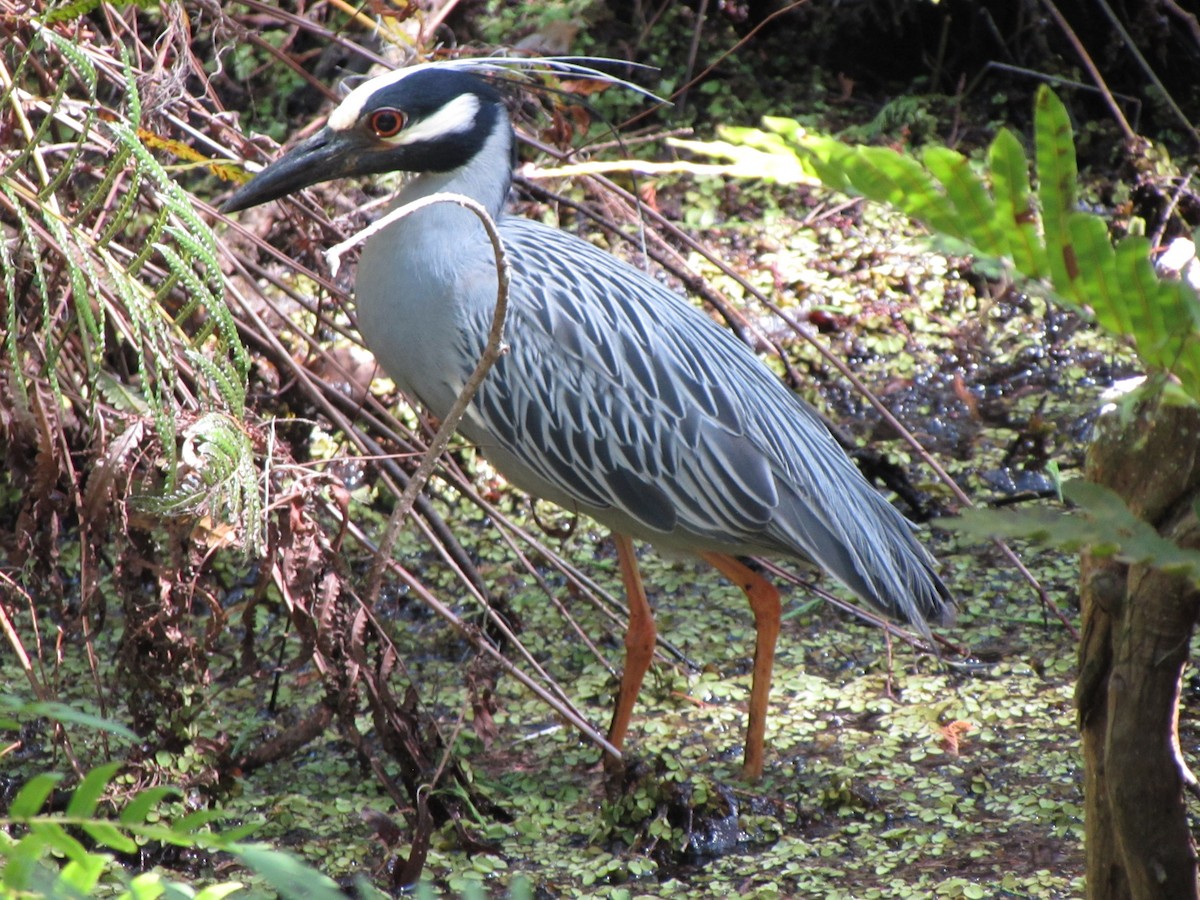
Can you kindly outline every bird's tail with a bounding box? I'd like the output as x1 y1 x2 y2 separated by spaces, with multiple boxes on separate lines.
775 489 954 640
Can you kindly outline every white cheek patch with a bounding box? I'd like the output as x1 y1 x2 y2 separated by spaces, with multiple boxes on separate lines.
387 93 481 146
327 77 481 144
328 86 371 132
328 66 420 131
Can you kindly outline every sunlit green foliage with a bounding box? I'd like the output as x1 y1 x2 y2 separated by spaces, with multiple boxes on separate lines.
708 88 1200 400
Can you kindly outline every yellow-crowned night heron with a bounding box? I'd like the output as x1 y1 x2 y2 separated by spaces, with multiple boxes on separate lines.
223 61 954 779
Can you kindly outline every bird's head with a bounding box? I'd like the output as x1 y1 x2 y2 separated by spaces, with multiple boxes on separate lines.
222 66 507 213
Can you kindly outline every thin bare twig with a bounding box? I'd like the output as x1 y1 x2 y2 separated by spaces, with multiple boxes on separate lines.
337 510 620 757
1039 0 1136 141
1162 0 1200 48
1149 170 1196 251
622 0 812 131
1093 0 1200 150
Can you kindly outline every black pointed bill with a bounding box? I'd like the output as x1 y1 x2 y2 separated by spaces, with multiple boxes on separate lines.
222 127 369 213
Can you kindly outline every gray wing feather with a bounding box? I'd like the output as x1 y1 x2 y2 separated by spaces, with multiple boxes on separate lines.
456 216 951 627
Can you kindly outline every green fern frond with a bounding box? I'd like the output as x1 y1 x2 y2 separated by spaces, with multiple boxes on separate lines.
142 412 264 553
0 760 251 899
1 25 259 548
1033 87 1082 303
41 0 104 25
987 128 1044 276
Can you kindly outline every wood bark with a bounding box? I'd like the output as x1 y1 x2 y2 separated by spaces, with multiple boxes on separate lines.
1078 396 1200 899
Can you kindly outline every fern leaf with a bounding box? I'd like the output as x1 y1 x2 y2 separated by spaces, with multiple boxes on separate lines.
80 822 137 855
232 844 348 900
58 853 109 895
0 833 56 896
10 773 64 819
987 128 1044 277
953 480 1200 585
194 883 248 900
1034 86 1082 305
35 27 99 95
65 761 122 819
27 820 89 865
1067 213 1126 335
119 785 183 826
173 808 229 835
42 0 105 27
1 699 138 739
923 146 1004 256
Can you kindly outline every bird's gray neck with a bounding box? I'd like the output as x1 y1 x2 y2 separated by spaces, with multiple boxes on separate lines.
395 116 514 219
355 112 515 387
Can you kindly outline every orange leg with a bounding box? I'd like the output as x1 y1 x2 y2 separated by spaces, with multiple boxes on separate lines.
701 552 781 781
607 533 657 760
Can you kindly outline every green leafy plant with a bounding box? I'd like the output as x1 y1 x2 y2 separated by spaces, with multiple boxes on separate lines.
955 479 1200 586
687 85 1200 575
1 24 258 545
0 747 380 900
1 756 536 899
688 87 1199 400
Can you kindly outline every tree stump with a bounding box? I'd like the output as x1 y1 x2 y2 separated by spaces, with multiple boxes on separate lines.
1078 394 1200 900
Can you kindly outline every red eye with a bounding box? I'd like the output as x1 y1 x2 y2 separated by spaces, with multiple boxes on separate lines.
369 108 407 138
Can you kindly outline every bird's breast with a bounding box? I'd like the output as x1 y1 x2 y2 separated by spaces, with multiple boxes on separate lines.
354 210 497 417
